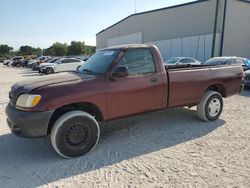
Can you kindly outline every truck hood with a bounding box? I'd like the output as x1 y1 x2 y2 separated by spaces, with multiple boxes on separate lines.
10 72 94 99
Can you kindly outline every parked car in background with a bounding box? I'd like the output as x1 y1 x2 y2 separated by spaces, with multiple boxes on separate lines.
240 58 250 71
4 56 24 66
203 57 249 70
28 56 50 68
21 59 30 67
203 57 234 66
164 57 201 65
31 57 53 70
39 57 84 74
243 70 250 89
0 57 6 63
34 57 60 71
12 57 25 67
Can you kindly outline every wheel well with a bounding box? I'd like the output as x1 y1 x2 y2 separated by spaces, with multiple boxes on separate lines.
206 84 226 97
47 102 103 134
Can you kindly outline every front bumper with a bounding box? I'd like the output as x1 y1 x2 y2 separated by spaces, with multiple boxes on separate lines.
5 103 54 138
39 67 46 73
32 66 39 70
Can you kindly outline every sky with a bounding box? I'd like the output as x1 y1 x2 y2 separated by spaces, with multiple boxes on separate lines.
0 0 195 50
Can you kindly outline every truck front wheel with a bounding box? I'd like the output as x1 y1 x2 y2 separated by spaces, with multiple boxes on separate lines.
50 111 100 158
197 91 223 122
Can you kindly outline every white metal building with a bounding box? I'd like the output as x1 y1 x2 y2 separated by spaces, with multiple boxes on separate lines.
96 0 250 62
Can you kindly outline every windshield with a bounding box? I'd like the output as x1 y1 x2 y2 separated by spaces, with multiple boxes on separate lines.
48 58 60 63
44 58 53 63
203 58 229 65
164 57 181 64
53 58 64 64
78 49 120 74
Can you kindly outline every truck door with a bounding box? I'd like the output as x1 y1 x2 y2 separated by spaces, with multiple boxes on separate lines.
106 48 163 119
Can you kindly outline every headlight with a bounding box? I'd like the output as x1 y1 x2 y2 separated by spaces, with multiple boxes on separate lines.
16 94 41 108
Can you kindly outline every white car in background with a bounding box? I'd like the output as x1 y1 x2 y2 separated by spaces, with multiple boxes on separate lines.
164 57 201 65
28 56 50 67
39 57 85 74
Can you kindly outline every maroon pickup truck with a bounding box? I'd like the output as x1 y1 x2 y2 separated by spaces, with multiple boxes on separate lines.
6 44 243 158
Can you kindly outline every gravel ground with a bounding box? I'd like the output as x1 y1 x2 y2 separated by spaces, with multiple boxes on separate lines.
0 64 249 188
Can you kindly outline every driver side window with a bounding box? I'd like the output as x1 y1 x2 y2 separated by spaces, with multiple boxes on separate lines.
118 48 155 76
61 59 68 64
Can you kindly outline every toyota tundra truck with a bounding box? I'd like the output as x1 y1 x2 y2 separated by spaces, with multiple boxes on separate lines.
5 44 243 158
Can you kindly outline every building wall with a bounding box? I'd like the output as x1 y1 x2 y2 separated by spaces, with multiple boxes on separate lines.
107 32 142 47
97 1 221 47
96 0 228 61
222 0 250 58
149 33 221 61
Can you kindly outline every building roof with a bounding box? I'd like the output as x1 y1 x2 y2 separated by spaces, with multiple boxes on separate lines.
96 0 250 35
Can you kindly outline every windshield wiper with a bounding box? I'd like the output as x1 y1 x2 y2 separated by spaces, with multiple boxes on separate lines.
81 69 101 75
82 69 95 73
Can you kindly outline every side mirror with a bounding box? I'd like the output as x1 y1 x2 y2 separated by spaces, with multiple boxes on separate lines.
112 66 129 78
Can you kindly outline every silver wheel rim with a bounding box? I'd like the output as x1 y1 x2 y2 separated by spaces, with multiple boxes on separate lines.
208 98 221 117
47 68 52 74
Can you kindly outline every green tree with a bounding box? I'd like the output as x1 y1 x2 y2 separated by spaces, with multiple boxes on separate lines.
43 46 55 56
40 41 96 57
0 44 13 57
18 45 42 56
18 45 33 55
67 41 85 55
35 47 43 56
85 45 96 55
52 42 68 56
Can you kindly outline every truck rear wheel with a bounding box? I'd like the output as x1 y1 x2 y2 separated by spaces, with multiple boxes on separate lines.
50 111 100 158
197 91 223 121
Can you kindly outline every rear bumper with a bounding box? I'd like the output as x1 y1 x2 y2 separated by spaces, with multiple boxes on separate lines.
5 103 54 138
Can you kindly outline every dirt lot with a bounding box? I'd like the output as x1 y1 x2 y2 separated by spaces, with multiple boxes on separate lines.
0 64 249 188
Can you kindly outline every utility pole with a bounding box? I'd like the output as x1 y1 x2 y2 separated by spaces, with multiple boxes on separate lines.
211 0 219 57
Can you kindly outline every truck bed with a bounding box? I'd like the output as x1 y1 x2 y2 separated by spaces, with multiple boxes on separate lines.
164 64 243 108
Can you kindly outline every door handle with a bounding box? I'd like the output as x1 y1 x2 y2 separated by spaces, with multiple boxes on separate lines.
150 77 158 83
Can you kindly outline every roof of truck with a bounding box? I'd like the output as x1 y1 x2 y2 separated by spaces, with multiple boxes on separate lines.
99 44 155 51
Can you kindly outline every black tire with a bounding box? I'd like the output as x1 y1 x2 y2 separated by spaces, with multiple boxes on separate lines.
50 111 100 158
197 91 223 121
244 85 250 90
45 67 54 74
